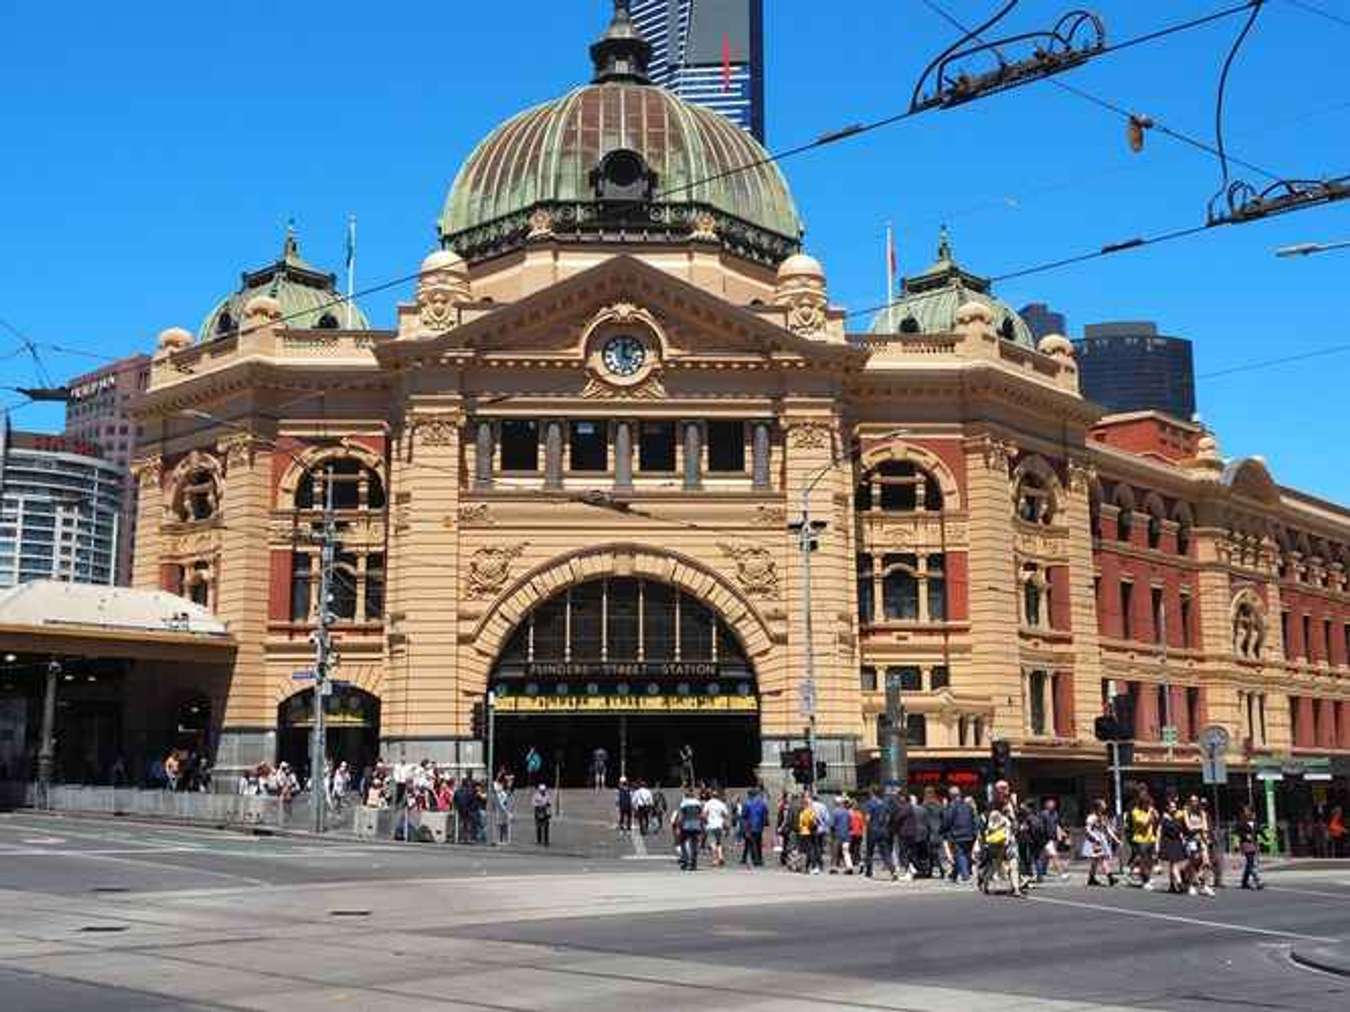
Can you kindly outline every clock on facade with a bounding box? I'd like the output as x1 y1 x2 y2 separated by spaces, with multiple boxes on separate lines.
601 334 646 377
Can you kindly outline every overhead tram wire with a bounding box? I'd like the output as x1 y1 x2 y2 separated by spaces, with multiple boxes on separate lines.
654 0 1264 203
1279 0 1350 31
917 0 1282 183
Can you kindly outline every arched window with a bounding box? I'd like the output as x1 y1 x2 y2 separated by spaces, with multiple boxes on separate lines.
1015 472 1054 525
295 457 385 510
1022 564 1044 627
173 467 220 523
1233 597 1265 659
857 552 947 624
184 559 213 610
316 313 340 329
1144 496 1166 550
215 310 234 336
1173 505 1193 557
1113 487 1135 543
856 460 943 513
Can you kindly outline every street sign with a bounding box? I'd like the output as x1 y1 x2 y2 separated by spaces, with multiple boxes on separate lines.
291 669 315 681
1198 724 1230 754
798 679 816 717
1161 725 1178 746
319 680 334 697
1201 756 1227 785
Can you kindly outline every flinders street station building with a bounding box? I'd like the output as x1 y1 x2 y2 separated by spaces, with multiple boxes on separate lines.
70 6 1348 805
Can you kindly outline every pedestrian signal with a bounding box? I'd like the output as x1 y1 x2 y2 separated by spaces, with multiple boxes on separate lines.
470 701 486 739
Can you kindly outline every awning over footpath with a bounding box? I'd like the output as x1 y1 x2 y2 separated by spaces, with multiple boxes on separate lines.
0 581 235 661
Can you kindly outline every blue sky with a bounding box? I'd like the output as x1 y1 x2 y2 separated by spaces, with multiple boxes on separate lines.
2 1 1347 502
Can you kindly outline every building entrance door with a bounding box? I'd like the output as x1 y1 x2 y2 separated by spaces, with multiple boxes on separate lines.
277 687 380 783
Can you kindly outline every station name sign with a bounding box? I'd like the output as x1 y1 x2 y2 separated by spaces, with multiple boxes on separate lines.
494 694 758 714
520 662 726 678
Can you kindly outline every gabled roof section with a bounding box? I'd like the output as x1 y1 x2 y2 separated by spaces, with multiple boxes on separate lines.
378 255 864 368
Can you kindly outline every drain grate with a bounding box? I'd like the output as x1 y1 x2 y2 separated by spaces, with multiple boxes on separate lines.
91 886 129 894
79 925 129 933
329 909 371 918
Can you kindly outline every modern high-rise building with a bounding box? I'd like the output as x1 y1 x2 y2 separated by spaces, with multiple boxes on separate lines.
63 352 151 584
1018 302 1067 341
1074 321 1197 421
630 0 765 140
0 420 124 588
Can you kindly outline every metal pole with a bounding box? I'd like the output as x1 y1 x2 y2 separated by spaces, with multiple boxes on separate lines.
37 659 59 807
485 690 496 845
798 483 818 791
311 466 336 834
883 670 905 787
1112 740 1126 874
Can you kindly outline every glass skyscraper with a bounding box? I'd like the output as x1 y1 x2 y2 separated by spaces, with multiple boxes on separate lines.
629 0 765 141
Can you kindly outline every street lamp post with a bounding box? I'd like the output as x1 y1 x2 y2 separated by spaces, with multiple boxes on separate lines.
36 658 60 807
789 427 908 791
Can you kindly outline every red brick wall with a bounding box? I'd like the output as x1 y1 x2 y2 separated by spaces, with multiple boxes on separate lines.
944 551 969 621
268 550 292 622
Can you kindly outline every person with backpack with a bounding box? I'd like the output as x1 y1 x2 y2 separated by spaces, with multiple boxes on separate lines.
889 788 919 881
739 786 769 868
795 790 821 874
864 786 897 880
942 786 978 884
673 785 706 871
1237 804 1264 890
615 777 633 834
921 786 946 880
829 797 855 874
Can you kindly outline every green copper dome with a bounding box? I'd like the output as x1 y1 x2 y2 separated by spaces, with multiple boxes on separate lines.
870 229 1034 348
438 4 802 265
199 229 369 341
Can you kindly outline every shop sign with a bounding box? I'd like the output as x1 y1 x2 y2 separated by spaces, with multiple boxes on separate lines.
493 694 758 714
906 768 982 790
522 662 727 678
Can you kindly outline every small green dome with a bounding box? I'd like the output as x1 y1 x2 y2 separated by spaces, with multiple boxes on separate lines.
199 229 369 341
870 229 1034 348
438 4 802 265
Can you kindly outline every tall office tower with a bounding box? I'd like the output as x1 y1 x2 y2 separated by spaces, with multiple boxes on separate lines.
629 0 765 140
1018 302 1067 341
1073 321 1197 421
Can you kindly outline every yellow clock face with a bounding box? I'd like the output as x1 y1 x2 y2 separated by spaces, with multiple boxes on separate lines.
601 335 646 377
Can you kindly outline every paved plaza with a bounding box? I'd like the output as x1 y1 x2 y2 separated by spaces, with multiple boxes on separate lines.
0 812 1346 1010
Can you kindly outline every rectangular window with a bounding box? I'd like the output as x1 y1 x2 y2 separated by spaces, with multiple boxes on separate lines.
1028 670 1048 736
905 713 927 747
860 665 877 692
1324 619 1334 664
1024 580 1042 628
532 596 567 660
930 665 950 690
882 554 919 620
1282 611 1292 655
1186 686 1200 741
364 553 385 621
678 590 713 660
643 582 676 661
638 421 676 471
926 553 946 622
1180 592 1193 648
1044 570 1057 630
1257 692 1267 744
856 554 875 625
499 420 540 471
1120 581 1134 640
1151 586 1164 645
888 665 923 691
972 717 984 747
706 420 746 473
1302 614 1313 660
570 582 604 661
569 420 607 472
607 578 639 660
1345 624 1350 667
1290 696 1301 744
330 552 358 620
290 553 311 621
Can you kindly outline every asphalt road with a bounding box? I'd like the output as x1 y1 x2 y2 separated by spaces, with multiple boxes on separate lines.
0 811 1346 1011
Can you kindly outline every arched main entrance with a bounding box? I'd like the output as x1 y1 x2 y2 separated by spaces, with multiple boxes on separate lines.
490 577 760 787
277 686 381 782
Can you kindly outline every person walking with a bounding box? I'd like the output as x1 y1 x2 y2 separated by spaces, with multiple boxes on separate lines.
1084 799 1118 887
704 789 730 867
633 780 653 835
532 783 552 846
616 777 633 834
864 787 896 880
1237 804 1264 890
921 787 946 880
830 797 854 874
979 780 1025 897
1127 788 1160 890
848 797 865 869
889 789 919 881
1183 794 1215 897
673 785 705 871
591 747 609 792
942 786 977 884
1159 799 1190 894
1036 797 1071 882
740 786 769 868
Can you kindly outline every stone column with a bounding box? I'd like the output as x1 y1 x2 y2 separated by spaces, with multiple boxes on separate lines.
751 421 771 490
544 420 563 490
614 421 633 490
1135 682 1159 741
683 421 702 490
474 420 493 490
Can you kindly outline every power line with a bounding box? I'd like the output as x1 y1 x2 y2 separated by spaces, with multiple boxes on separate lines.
1280 0 1350 30
1199 341 1350 379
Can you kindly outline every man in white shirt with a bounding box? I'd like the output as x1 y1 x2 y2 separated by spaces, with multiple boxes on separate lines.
703 790 730 867
633 781 654 835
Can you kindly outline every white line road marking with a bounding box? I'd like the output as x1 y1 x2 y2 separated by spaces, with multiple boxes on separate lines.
1027 893 1341 943
1263 885 1350 900
0 846 200 857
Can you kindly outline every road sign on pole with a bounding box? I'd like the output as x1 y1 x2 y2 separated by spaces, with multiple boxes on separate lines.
1199 724 1230 754
1201 753 1227 785
798 678 816 718
1161 725 1179 746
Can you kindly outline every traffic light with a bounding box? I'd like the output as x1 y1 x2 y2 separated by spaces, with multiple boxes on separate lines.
815 760 828 783
789 746 813 784
787 517 829 552
470 701 486 739
990 738 1011 781
1093 712 1120 742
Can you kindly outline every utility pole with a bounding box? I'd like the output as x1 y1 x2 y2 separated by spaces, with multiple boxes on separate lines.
883 669 906 788
485 689 496 845
310 466 336 834
37 658 59 807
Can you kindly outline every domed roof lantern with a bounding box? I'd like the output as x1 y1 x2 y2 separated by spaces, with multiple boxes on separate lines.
591 1 651 84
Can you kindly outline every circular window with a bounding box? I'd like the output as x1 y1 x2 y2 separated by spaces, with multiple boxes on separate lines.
616 682 630 696
605 150 644 188
676 682 691 696
555 683 569 696
736 682 752 696
706 682 721 696
586 682 600 696
646 682 661 696
525 683 539 696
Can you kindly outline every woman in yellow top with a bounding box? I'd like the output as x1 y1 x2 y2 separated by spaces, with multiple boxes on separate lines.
1128 787 1159 891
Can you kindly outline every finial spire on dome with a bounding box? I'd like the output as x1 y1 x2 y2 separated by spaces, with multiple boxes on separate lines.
591 0 651 84
282 217 301 265
937 224 952 263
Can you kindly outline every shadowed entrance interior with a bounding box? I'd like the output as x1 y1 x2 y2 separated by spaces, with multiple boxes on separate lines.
488 576 760 787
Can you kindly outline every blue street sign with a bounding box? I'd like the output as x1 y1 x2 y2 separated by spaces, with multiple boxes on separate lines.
291 670 315 681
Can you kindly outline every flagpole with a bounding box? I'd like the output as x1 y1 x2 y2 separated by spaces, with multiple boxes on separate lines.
345 214 356 329
885 221 895 308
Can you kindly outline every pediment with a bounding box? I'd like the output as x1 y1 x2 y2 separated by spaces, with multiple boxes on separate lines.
378 255 861 371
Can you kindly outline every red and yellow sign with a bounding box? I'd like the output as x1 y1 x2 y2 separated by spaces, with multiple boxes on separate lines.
494 693 758 714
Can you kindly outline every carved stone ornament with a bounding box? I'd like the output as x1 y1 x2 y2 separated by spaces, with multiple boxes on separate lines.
755 504 787 527
410 413 460 447
773 273 828 337
690 211 718 242
719 542 779 597
458 502 493 527
416 252 471 334
131 455 163 491
466 543 527 599
787 423 831 450
527 207 555 239
1067 456 1097 494
980 436 1016 474
218 432 257 470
